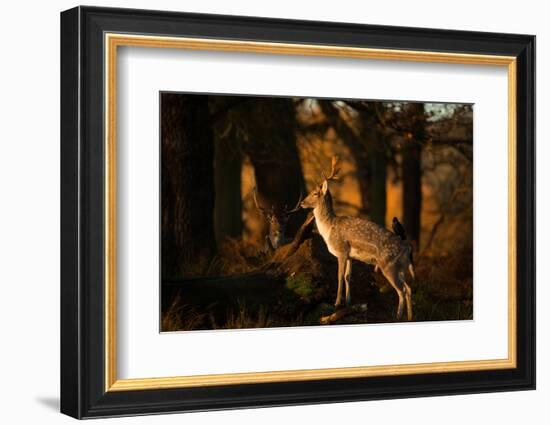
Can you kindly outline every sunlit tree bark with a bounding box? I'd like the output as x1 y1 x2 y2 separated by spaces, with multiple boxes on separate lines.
317 101 370 212
242 98 307 236
319 100 387 225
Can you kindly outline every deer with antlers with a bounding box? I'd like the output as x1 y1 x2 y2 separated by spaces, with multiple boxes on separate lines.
253 188 303 252
300 157 415 320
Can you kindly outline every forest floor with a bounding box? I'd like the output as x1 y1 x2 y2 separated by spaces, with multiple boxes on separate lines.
161 223 473 332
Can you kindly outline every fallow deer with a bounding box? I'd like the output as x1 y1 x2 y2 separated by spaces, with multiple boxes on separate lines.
253 188 303 252
300 157 415 321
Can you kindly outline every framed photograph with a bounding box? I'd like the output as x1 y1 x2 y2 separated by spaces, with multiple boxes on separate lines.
60 6 535 419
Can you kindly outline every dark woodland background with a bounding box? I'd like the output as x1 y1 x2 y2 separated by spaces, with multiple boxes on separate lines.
160 93 473 331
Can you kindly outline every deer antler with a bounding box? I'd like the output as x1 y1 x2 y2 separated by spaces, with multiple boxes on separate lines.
252 187 267 214
283 190 303 214
323 155 340 181
253 188 276 215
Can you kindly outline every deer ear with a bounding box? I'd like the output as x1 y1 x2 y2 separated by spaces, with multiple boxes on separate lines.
321 180 329 194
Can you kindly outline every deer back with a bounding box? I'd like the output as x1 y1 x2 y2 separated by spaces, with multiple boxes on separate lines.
334 217 410 267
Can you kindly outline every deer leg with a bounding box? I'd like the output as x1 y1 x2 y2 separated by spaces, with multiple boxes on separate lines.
396 290 404 320
344 259 352 305
381 267 405 320
402 282 413 321
335 256 347 308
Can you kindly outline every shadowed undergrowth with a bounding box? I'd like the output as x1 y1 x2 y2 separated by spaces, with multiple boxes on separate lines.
161 236 472 331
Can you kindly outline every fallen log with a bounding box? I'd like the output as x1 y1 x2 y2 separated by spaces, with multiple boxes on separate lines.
161 271 289 312
319 303 368 325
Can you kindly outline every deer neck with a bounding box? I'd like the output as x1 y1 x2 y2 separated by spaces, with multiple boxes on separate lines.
314 191 336 239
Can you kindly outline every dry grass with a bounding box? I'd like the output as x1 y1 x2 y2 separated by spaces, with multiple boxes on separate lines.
161 294 211 332
215 238 266 274
162 235 473 331
162 300 309 331
221 304 275 329
409 243 473 321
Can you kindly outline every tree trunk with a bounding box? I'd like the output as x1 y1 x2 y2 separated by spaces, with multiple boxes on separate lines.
243 98 307 236
319 100 387 224
401 103 424 245
214 134 243 245
361 107 387 226
318 100 371 214
368 135 387 226
161 93 216 277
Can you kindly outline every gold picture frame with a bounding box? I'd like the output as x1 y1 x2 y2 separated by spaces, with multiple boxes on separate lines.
104 34 517 392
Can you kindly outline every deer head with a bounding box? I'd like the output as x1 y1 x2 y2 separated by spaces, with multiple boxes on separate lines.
253 188 303 250
300 156 340 210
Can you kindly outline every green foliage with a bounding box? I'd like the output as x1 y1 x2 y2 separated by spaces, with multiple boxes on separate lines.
285 274 314 299
285 273 327 304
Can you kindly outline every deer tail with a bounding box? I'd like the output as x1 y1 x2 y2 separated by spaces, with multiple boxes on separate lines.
408 263 416 281
406 244 415 280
